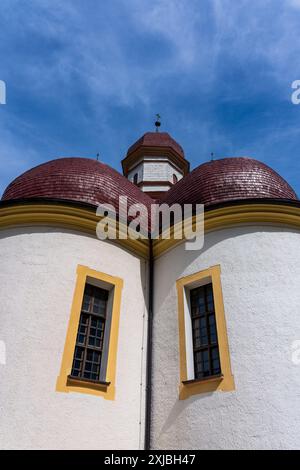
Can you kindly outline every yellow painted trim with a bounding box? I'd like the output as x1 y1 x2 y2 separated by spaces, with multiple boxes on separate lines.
1 202 300 259
154 203 300 258
0 203 149 258
176 265 235 400
56 265 123 400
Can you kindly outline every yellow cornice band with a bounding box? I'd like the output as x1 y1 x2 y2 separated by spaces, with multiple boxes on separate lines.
0 203 149 258
1 202 300 259
153 203 300 257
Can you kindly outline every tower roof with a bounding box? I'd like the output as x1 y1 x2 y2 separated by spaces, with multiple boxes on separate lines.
122 131 189 177
126 132 185 159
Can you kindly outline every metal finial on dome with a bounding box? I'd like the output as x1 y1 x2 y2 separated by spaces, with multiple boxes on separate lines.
211 152 214 161
96 153 100 161
155 114 161 132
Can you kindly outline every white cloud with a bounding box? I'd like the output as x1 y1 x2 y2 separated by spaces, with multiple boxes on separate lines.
0 0 300 195
288 0 300 8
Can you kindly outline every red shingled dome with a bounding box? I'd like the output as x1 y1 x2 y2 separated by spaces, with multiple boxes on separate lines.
162 157 297 207
2 156 297 212
126 132 185 159
1 157 153 210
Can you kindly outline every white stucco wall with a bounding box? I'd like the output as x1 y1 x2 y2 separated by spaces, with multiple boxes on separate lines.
127 156 183 187
142 161 182 183
128 162 144 184
152 225 300 450
0 226 148 450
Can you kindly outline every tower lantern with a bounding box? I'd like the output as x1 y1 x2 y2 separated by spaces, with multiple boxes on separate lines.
122 128 189 199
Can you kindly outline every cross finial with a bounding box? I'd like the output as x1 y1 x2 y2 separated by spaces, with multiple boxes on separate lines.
155 114 161 132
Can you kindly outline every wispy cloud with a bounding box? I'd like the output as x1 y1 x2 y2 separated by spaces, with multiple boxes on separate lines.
0 0 299 195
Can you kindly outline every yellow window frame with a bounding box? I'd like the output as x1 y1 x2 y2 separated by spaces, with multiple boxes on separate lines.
176 265 235 400
56 265 123 400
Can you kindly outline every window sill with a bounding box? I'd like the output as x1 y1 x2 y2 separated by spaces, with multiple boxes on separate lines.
182 373 224 386
179 372 234 400
67 375 111 391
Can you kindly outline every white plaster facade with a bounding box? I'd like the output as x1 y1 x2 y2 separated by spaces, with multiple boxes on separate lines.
0 226 148 450
1 222 300 450
152 225 300 450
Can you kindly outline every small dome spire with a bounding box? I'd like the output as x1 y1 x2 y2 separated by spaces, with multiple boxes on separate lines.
155 113 161 132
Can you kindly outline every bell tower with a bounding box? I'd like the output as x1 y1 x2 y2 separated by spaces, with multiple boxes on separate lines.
122 118 189 199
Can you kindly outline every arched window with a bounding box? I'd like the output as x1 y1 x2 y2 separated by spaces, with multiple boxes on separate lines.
176 266 235 399
56 265 123 400
133 173 138 185
173 174 178 184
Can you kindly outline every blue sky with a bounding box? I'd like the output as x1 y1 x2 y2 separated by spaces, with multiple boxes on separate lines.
0 0 300 196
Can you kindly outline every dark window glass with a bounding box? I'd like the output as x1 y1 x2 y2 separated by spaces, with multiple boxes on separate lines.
190 283 221 379
71 283 108 382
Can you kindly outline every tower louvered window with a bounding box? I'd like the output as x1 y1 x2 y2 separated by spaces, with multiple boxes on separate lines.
190 283 221 379
71 284 108 382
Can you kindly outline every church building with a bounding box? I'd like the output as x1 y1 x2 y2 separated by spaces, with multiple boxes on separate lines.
0 128 300 449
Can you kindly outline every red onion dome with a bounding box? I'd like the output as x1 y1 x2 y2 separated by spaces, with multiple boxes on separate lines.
1 157 153 212
162 157 297 207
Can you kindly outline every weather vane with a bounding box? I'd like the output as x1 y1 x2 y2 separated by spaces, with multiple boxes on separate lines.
155 114 161 132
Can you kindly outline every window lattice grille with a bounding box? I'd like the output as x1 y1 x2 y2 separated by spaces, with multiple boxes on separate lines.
71 284 108 382
190 283 221 379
